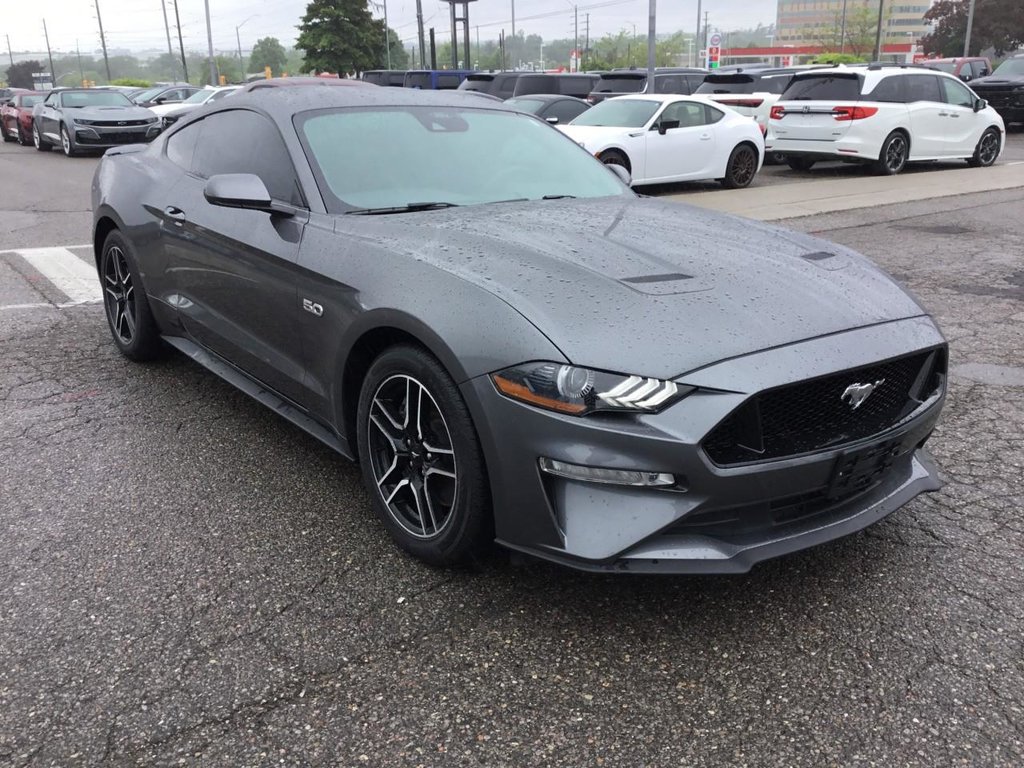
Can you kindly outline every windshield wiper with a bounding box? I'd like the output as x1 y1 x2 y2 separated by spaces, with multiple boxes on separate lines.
542 194 576 200
347 201 461 215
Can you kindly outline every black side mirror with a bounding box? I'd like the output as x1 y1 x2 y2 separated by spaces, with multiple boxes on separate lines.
657 119 680 135
974 98 987 112
204 173 293 216
545 116 559 124
154 96 166 104
961 73 971 82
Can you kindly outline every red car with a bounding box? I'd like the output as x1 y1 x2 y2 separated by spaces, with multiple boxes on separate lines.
1 91 45 146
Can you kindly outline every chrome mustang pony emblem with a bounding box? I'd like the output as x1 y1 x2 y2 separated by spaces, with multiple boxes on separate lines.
841 379 885 410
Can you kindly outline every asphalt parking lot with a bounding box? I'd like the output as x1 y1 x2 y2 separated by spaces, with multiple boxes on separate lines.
1 134 1023 766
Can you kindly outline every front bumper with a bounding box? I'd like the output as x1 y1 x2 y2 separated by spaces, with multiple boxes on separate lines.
463 317 946 574
73 123 160 148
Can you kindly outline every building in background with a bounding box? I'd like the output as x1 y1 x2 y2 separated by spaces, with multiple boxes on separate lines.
775 0 933 50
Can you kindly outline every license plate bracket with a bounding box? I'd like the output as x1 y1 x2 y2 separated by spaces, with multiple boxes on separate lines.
827 438 901 500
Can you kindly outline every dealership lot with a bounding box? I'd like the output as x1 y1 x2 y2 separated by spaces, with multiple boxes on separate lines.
2 135 1023 766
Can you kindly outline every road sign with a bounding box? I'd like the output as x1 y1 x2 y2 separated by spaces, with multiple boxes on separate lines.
709 32 722 48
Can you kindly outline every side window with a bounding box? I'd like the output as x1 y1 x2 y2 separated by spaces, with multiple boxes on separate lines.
941 77 975 108
546 99 588 124
655 76 681 94
866 76 904 103
762 75 791 95
904 74 943 103
661 101 706 128
704 105 725 124
166 120 202 171
685 74 706 93
192 110 303 205
972 61 989 78
45 93 57 107
437 74 461 89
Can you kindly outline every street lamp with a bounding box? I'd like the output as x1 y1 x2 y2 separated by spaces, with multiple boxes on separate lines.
236 15 258 80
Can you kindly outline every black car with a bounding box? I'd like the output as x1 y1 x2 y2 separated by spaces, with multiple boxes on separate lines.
587 68 707 104
32 89 160 156
504 93 590 125
512 73 601 100
361 70 408 87
968 55 1024 126
458 72 521 100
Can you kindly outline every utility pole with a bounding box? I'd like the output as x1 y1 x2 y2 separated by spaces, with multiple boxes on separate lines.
839 0 849 54
5 34 13 69
95 0 111 83
584 14 590 71
511 0 515 67
76 40 84 83
574 6 579 73
963 0 977 57
872 0 885 62
695 0 702 67
43 19 56 84
203 0 217 85
429 27 436 70
703 11 709 60
161 0 177 80
383 0 392 69
173 0 189 82
646 0 655 88
416 0 426 68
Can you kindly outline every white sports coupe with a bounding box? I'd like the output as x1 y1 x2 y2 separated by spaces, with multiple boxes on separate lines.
559 94 765 188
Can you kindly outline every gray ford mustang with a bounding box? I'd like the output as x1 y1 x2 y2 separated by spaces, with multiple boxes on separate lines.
91 85 947 573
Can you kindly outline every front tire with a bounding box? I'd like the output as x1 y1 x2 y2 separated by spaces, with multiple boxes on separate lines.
598 149 631 173
721 143 759 189
356 345 492 567
100 230 164 361
874 131 909 175
60 124 78 157
33 122 51 152
968 127 1000 168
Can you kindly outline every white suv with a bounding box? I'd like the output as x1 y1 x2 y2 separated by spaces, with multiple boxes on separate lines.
766 65 1005 174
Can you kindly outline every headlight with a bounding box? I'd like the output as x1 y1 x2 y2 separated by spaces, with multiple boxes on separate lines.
73 118 93 125
491 362 693 416
145 117 159 124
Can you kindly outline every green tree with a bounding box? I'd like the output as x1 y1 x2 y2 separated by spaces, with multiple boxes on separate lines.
249 37 288 76
922 0 1024 57
296 0 381 74
804 3 886 58
4 60 44 89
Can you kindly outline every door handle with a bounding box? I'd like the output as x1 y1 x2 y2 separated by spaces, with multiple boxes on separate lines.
700 134 712 140
937 112 949 117
164 206 186 222
948 113 960 118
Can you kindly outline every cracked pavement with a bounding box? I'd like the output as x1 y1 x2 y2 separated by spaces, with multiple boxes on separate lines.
1 140 1023 766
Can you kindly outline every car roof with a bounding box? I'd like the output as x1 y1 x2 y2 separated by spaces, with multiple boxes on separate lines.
220 83 521 113
241 77 376 93
598 93 721 107
507 93 585 103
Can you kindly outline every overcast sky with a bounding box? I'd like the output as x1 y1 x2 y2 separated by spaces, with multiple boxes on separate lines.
3 0 777 56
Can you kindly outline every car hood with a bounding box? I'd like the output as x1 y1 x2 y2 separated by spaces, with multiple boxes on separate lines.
66 105 157 121
969 72 1024 88
336 197 925 380
559 124 639 148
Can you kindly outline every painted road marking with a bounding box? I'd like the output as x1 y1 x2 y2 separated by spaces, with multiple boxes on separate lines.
13 247 101 305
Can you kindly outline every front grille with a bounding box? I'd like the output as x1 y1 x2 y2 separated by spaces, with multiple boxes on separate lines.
971 86 1024 107
703 348 945 466
93 119 151 127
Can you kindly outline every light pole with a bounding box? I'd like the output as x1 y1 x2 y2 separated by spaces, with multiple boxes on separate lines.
203 0 217 85
963 0 977 57
839 0 848 54
236 15 258 80
871 0 885 62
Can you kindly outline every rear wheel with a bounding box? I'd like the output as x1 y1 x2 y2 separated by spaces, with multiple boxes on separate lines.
356 345 492 567
598 149 631 173
968 127 1001 168
786 156 816 172
721 144 759 189
874 131 909 175
100 230 164 361
33 122 51 152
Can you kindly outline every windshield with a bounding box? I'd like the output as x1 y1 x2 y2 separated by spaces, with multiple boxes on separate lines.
60 91 133 108
21 95 43 107
504 97 546 114
569 99 659 128
925 61 957 74
184 90 212 104
593 76 646 93
993 58 1024 76
298 106 626 212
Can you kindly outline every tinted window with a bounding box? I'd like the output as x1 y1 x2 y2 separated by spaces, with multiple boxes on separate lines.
926 61 957 74
971 60 989 78
593 76 646 93
704 105 725 124
865 76 904 102
459 75 494 92
495 75 520 99
760 74 795 94
660 101 707 128
192 110 301 205
780 75 862 101
941 77 975 108
166 121 201 170
437 74 462 89
653 75 683 94
514 75 556 96
405 72 432 89
545 99 589 124
697 75 757 95
557 76 597 98
903 74 942 103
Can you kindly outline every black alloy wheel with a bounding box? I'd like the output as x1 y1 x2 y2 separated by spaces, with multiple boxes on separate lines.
33 122 51 152
968 128 1000 168
357 346 491 565
722 144 758 189
100 231 163 361
875 131 909 175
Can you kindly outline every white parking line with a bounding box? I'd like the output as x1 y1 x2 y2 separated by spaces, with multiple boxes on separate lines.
15 247 101 304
